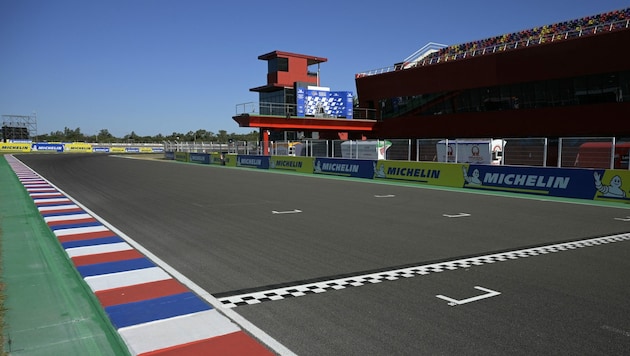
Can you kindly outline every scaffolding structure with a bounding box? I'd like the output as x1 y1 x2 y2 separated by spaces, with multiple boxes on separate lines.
2 113 37 142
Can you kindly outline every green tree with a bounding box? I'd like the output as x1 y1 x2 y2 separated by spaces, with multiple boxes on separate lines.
217 130 228 143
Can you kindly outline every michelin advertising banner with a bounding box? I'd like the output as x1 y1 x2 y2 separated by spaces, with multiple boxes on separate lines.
270 156 313 173
372 160 464 186
237 155 270 169
462 164 607 200
314 158 374 179
189 152 210 164
0 143 31 152
32 143 64 152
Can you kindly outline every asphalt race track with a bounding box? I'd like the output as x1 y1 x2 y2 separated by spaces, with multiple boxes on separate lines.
14 153 630 355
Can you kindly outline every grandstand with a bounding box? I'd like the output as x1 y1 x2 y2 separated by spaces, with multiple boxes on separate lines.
354 7 630 139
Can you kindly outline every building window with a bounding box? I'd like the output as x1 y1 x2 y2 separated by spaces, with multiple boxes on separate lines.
268 57 289 73
377 70 628 118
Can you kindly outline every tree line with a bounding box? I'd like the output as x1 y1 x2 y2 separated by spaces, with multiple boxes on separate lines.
37 127 260 143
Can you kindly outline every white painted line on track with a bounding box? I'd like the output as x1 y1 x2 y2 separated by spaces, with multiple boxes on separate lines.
272 209 302 214
443 212 471 218
218 232 630 308
436 286 501 306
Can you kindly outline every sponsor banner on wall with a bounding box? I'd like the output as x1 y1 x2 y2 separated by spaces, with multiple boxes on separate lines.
223 154 237 167
189 152 210 164
151 147 164 153
462 164 597 200
270 156 313 173
1 143 31 152
372 160 464 186
175 152 188 162
31 143 63 152
210 152 223 165
93 147 110 153
590 169 630 203
64 143 92 152
125 147 140 153
314 158 374 179
237 155 269 169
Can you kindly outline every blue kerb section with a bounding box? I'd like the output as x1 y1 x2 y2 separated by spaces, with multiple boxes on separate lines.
76 258 155 277
49 221 102 231
40 210 85 218
61 236 124 249
105 292 212 329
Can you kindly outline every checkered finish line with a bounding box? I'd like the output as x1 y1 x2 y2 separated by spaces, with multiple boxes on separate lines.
219 233 630 308
5 155 279 356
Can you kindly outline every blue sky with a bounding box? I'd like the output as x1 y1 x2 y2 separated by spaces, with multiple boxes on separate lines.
1 0 628 138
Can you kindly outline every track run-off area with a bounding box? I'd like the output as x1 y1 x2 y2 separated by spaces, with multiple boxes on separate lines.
10 153 630 355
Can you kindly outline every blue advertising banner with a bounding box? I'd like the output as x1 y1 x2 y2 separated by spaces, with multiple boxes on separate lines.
189 153 210 164
93 147 110 153
462 165 599 199
296 87 353 118
314 158 374 179
32 143 64 152
236 155 270 169
125 147 140 153
296 87 306 117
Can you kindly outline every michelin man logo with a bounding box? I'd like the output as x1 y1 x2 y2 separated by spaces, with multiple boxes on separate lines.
373 162 386 178
594 172 626 198
314 160 322 173
462 166 482 185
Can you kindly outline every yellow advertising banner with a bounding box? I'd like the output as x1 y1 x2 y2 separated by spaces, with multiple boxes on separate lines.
592 169 630 203
372 160 465 187
110 147 126 153
223 154 237 167
270 156 314 173
0 143 31 152
64 143 93 152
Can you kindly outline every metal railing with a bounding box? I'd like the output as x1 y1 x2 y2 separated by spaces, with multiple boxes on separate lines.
164 136 630 170
234 102 378 120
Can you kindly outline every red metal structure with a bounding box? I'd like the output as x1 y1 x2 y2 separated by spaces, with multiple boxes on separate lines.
232 50 376 153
